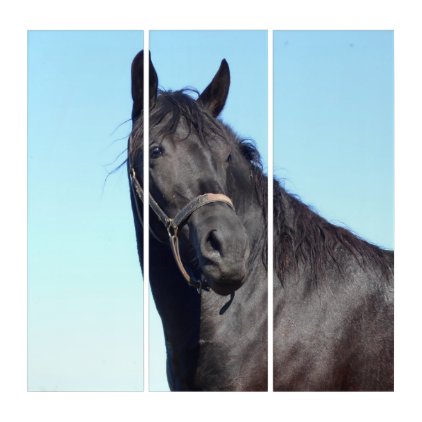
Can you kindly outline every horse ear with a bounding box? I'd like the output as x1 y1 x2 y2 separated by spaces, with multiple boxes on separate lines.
198 59 230 117
131 50 159 122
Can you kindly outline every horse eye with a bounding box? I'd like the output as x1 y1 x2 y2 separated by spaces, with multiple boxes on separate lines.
227 153 232 163
150 146 163 159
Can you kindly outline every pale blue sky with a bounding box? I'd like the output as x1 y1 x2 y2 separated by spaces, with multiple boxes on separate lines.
28 30 143 391
274 31 393 250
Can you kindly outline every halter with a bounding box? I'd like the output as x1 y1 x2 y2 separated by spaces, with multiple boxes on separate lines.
129 167 234 292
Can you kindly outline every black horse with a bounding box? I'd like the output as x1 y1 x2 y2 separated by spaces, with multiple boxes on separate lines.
128 51 393 391
128 51 268 391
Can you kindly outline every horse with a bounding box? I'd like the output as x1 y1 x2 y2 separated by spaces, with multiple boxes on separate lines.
128 51 268 391
128 51 393 392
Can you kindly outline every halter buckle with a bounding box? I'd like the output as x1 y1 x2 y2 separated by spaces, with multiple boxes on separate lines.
166 220 178 238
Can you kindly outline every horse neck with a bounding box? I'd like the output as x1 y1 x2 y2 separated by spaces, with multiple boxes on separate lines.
150 234 201 349
148 233 201 391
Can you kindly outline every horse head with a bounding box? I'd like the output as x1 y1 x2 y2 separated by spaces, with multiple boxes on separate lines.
129 51 251 296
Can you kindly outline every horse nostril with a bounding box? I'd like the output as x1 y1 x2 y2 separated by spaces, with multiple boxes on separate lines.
206 230 222 255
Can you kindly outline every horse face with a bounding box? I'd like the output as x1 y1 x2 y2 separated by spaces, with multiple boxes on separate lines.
131 52 250 295
149 110 250 295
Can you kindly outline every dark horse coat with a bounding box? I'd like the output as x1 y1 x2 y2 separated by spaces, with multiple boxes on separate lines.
128 51 393 391
273 182 393 390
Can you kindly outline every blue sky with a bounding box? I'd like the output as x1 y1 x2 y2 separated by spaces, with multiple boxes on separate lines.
28 30 143 391
274 31 394 250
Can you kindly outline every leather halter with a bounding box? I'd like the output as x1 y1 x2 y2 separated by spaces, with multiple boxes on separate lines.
129 167 234 291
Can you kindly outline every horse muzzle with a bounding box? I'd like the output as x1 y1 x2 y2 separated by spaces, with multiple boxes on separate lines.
192 205 250 295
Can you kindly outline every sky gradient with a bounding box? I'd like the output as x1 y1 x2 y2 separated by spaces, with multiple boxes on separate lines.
274 31 393 250
28 30 143 391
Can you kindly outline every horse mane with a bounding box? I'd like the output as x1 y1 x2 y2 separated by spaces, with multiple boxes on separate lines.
274 179 394 286
237 131 393 288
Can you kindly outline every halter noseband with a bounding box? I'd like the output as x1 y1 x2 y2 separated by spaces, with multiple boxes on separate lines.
129 167 234 291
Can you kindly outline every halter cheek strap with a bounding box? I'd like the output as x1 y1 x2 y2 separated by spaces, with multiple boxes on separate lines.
129 168 234 291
